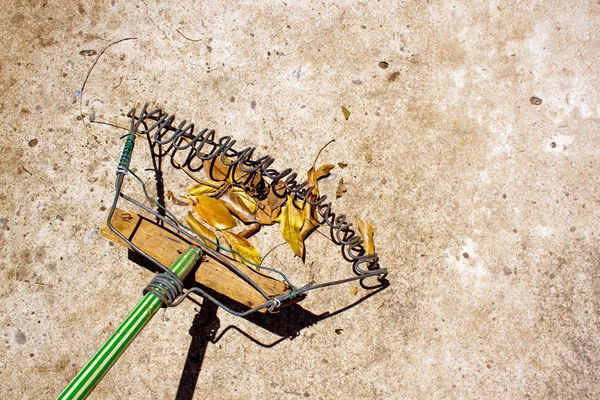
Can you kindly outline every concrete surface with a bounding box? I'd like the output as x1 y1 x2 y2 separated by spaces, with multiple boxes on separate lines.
1 0 599 398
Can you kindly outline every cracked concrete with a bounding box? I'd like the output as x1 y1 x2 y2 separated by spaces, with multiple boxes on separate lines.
1 0 599 398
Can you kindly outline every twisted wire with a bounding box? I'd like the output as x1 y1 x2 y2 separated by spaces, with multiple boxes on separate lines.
128 104 382 277
143 272 184 306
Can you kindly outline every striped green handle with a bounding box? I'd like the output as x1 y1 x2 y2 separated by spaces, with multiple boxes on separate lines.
58 247 201 400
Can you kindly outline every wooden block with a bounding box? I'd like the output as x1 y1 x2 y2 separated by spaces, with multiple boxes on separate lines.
101 208 290 310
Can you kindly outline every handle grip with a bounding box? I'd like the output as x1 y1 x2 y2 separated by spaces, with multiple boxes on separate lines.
57 247 201 400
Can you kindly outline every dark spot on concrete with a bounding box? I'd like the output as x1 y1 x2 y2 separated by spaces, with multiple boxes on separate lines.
21 108 31 115
35 247 46 262
503 266 512 275
352 79 363 84
100 205 106 211
388 71 400 81
486 364 491 369
502 194 507 199
550 142 557 148
21 249 32 264
0 218 9 231
230 96 235 102
28 139 38 147
549 273 555 279
361 25 367 29
251 101 257 109
335 328 343 335
462 252 469 259
11 14 25 24
79 49 97 57
530 96 542 105
378 61 389 69
206 45 212 53
513 229 518 233
15 328 26 344
78 3 85 14
570 226 576 232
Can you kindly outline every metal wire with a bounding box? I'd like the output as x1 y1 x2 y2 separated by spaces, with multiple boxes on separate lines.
107 103 388 316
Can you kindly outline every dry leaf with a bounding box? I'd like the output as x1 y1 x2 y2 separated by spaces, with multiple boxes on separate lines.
336 178 347 199
188 180 224 196
307 164 334 199
186 194 237 230
338 162 347 169
238 222 261 239
266 180 287 211
299 203 320 240
186 212 218 251
356 217 375 254
203 157 231 181
274 196 306 257
221 230 261 269
350 286 358 295
219 190 255 223
256 200 278 225
341 106 351 120
232 187 258 213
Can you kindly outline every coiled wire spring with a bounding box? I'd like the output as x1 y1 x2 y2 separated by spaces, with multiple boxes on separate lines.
107 104 387 316
131 104 382 276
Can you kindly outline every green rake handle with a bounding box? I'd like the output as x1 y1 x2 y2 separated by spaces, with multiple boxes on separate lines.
58 247 201 400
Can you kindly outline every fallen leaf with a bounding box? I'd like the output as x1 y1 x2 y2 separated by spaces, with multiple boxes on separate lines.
203 157 231 181
299 203 320 240
307 164 335 199
266 181 287 211
336 179 347 199
237 223 261 239
350 286 358 296
338 162 347 169
219 190 255 223
274 196 306 257
186 194 237 230
221 230 261 269
232 187 258 213
341 106 351 120
186 212 218 251
188 180 224 197
365 152 373 163
356 217 375 254
335 328 344 335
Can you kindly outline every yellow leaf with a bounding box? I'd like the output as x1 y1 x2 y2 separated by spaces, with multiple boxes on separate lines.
274 196 306 257
336 178 347 199
186 194 237 230
231 187 258 214
188 180 224 196
221 230 262 269
186 212 218 251
300 203 320 240
342 106 351 120
314 164 335 181
219 190 255 223
356 217 375 254
307 164 335 199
